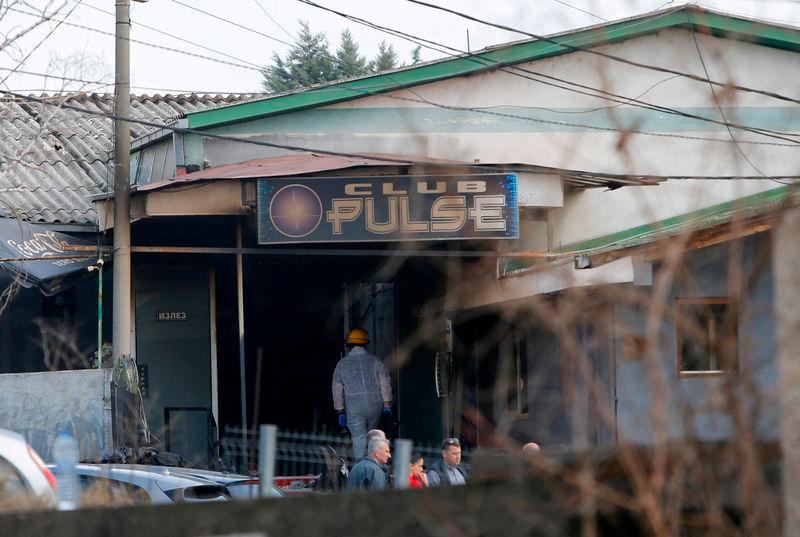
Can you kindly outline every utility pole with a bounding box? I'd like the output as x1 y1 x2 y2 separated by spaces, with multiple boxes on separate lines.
113 0 146 381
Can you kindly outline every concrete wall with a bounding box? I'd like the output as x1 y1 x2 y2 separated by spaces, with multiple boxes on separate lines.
0 369 113 462
614 233 777 443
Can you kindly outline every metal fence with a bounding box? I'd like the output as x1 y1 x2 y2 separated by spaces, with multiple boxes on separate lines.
219 426 466 479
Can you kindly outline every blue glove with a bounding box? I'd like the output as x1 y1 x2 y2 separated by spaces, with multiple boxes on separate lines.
382 407 392 420
338 412 347 428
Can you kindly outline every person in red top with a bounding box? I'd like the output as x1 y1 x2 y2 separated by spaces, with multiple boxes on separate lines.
409 452 428 488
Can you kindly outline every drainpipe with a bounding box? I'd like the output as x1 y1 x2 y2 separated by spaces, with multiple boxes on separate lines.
88 259 104 368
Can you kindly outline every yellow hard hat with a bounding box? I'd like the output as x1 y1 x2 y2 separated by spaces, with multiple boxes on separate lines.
345 328 370 345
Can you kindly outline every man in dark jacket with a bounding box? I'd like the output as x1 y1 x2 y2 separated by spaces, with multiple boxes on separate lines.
427 438 468 486
346 437 391 490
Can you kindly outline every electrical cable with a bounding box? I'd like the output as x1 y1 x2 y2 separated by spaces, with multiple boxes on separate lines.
252 0 297 43
288 0 800 144
6 2 800 151
0 67 265 95
689 21 797 185
404 0 800 107
23 0 791 146
1 1 83 87
3 88 799 183
0 88 507 171
72 1 268 69
549 0 608 22
8 5 264 73
166 0 294 48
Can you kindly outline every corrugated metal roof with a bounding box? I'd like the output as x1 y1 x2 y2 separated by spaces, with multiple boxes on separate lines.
134 153 467 192
133 153 663 194
0 93 259 224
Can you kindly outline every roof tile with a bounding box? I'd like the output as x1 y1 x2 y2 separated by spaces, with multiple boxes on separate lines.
0 92 258 224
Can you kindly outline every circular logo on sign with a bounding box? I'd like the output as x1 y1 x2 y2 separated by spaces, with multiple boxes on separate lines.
269 184 323 238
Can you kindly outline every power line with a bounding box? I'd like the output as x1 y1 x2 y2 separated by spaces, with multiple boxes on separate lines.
252 0 297 43
687 21 791 185
1 1 83 87
0 67 265 95
0 88 506 170
4 88 799 180
7 3 798 147
404 0 800 107
8 5 264 73
166 0 294 48
73 0 268 70
549 0 609 22
290 0 800 145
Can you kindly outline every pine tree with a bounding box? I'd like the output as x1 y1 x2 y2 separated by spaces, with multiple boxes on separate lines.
371 41 399 73
410 46 422 65
262 21 335 92
335 29 369 79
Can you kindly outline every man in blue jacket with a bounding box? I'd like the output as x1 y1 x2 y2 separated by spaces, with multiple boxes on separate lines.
346 437 391 490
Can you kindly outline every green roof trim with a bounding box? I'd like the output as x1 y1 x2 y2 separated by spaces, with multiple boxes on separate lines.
187 6 800 130
500 184 799 277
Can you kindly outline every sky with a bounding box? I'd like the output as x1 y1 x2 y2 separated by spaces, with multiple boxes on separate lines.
2 0 800 95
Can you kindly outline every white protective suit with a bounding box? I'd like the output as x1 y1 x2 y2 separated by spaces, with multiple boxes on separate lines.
332 346 392 459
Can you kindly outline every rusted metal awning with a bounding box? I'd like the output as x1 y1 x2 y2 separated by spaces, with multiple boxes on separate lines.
129 153 664 196
134 153 467 193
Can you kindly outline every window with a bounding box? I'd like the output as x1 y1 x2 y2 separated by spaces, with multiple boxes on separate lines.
675 298 738 377
78 475 150 506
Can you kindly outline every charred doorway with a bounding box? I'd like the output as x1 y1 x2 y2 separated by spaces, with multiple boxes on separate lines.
214 251 448 446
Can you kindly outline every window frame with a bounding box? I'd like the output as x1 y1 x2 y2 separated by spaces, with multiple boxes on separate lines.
675 297 738 379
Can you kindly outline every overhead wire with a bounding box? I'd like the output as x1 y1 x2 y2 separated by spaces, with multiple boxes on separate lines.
7 0 794 148
5 1 799 152
688 20 796 185
288 0 800 145
20 0 791 146
0 67 265 95
8 5 265 73
166 0 295 48
252 0 297 42
549 0 609 22
404 0 800 107
73 1 269 69
1 1 83 87
3 88 799 183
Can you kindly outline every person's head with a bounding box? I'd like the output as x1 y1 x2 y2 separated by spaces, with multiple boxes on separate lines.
345 328 370 348
441 437 461 467
409 452 424 477
522 442 540 456
368 437 391 465
366 429 386 445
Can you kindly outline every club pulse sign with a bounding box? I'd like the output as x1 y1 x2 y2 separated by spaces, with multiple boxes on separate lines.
257 174 519 244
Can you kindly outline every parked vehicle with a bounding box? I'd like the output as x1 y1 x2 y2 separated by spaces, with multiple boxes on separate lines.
68 464 284 506
0 428 57 511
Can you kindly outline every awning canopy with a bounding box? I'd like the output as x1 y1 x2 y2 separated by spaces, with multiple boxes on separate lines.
0 218 100 295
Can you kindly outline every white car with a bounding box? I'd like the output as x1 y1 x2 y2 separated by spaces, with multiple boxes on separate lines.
0 428 57 510
70 464 284 506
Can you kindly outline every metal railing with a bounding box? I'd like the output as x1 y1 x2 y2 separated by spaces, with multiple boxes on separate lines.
219 426 468 480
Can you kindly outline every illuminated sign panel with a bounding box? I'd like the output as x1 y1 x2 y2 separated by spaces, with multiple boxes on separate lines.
257 174 518 244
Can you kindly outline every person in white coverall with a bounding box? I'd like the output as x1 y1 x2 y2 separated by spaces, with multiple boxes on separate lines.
332 328 392 460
